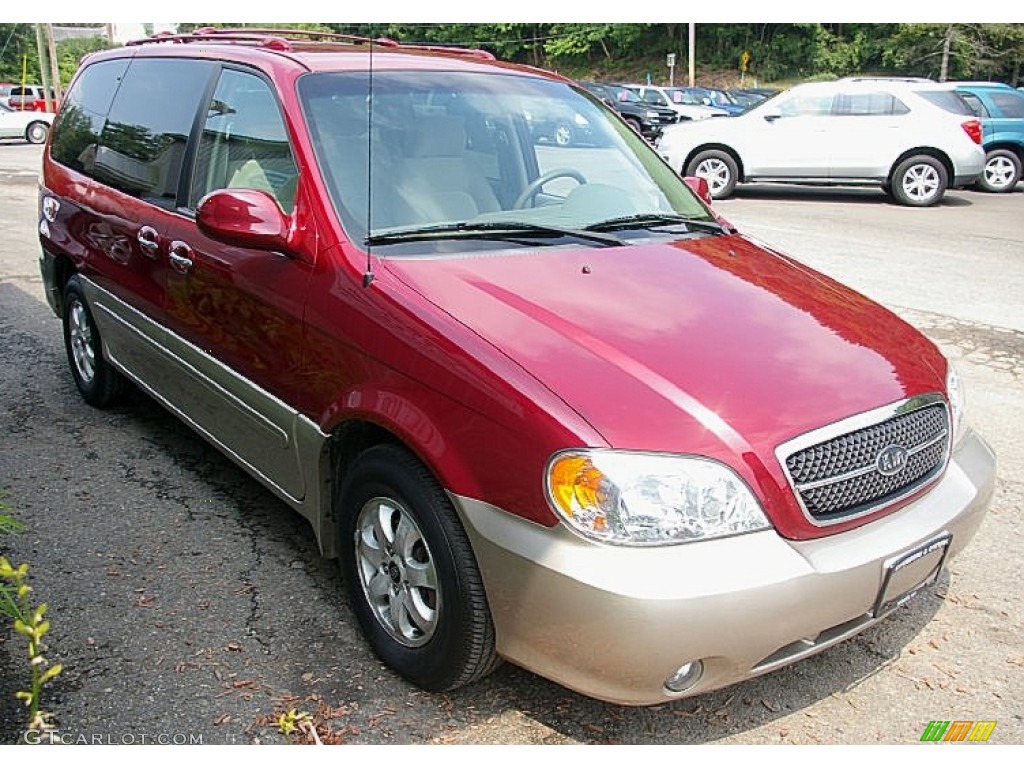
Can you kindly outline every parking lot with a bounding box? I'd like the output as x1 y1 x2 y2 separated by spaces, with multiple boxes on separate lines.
1 140 1021 745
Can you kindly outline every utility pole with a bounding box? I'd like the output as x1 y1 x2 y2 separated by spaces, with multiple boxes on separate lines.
688 23 696 87
33 24 52 111
46 24 63 110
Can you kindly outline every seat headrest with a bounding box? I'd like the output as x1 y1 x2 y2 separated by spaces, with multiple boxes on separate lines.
405 116 467 158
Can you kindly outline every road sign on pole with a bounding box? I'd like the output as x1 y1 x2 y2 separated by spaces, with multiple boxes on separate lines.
667 53 676 87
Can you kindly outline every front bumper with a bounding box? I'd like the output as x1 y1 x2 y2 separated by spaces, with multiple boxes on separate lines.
451 429 995 705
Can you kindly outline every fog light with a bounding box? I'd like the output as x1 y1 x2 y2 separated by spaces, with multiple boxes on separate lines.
664 660 704 693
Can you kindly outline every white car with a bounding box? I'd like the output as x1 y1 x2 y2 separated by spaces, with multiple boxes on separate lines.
0 102 53 144
623 84 729 121
657 79 987 206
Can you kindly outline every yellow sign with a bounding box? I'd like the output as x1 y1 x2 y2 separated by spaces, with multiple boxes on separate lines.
741 50 751 73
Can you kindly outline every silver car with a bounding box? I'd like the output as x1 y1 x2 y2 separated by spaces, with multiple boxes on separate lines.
657 79 987 206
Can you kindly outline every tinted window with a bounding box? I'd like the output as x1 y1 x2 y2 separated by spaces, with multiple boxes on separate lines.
91 58 215 209
915 89 974 116
958 92 989 118
991 90 1024 118
49 58 131 172
190 68 298 213
834 92 910 116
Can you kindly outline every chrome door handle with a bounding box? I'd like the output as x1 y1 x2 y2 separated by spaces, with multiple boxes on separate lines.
168 241 194 274
137 225 160 258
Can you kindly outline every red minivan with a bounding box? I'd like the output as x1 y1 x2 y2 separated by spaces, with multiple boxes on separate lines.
38 29 995 706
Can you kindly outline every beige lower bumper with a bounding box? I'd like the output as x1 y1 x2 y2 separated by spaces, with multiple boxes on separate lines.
452 429 996 705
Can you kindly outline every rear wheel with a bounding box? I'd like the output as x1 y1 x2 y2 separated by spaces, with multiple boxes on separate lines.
976 149 1022 193
62 275 125 407
25 121 49 145
685 149 739 199
889 155 948 207
338 444 499 692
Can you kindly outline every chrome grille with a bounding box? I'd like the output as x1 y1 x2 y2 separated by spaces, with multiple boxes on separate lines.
784 401 950 523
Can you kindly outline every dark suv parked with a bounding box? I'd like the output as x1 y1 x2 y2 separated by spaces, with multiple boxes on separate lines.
38 28 994 707
577 80 677 140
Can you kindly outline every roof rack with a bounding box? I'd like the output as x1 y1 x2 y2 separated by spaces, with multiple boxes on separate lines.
127 27 494 59
127 27 400 52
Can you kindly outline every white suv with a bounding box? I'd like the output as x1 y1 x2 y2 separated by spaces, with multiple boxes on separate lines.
657 79 986 206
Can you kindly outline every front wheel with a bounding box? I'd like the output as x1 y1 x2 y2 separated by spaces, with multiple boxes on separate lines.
553 122 574 147
337 444 498 692
976 149 1022 193
685 149 739 199
889 155 948 207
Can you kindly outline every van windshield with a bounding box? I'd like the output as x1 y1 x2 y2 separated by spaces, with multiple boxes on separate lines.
298 71 710 253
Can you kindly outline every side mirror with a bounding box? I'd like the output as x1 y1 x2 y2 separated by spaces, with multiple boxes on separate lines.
683 175 713 205
196 188 289 252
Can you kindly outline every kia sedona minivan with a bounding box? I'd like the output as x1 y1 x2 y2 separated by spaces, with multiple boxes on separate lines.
38 29 995 705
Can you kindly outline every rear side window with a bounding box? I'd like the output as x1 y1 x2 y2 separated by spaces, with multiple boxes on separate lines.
914 89 975 116
990 90 1024 118
50 59 130 171
958 92 988 118
91 58 215 210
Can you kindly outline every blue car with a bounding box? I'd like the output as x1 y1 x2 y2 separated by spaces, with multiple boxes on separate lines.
953 81 1024 192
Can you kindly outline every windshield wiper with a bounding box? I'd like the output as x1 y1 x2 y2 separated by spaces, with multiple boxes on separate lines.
365 220 624 247
585 213 731 235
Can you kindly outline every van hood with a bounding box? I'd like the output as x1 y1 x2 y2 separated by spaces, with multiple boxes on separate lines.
383 234 946 535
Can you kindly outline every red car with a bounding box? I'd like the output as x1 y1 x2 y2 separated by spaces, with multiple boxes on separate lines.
38 29 995 705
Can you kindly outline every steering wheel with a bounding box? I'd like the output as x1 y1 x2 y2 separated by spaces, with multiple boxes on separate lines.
513 168 588 209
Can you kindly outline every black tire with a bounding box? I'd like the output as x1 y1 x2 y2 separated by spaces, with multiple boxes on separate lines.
25 121 49 145
337 444 499 692
889 154 948 207
976 148 1022 193
62 275 125 407
624 117 642 135
685 149 739 199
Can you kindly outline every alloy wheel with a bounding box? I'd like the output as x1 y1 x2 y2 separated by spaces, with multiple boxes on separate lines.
354 495 440 647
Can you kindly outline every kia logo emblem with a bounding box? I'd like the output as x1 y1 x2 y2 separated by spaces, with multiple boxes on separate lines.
876 444 909 476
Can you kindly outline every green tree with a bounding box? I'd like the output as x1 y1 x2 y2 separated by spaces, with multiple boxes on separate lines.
0 23 42 84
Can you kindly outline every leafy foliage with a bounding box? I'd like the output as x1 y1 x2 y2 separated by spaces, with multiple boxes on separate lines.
4 23 1022 89
1 492 62 736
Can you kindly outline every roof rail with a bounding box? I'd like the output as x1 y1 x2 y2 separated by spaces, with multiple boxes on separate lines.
128 27 494 59
128 27 401 52
392 44 495 61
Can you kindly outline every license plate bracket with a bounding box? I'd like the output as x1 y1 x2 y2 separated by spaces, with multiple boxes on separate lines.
872 533 952 618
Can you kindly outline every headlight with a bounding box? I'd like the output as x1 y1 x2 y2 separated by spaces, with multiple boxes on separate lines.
645 109 660 119
946 362 967 445
545 450 770 546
